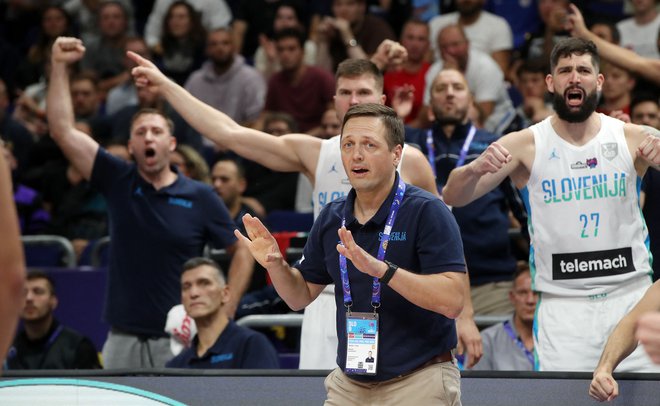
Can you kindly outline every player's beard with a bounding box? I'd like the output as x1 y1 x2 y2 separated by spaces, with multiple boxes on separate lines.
551 87 599 123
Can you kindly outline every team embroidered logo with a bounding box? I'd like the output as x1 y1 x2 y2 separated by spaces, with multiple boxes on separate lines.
549 148 560 160
601 143 618 161
134 186 143 196
341 178 351 185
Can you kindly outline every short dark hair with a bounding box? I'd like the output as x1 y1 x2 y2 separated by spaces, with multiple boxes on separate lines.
589 20 620 45
263 111 298 133
630 92 659 115
27 270 56 296
517 58 549 78
129 107 175 135
335 59 383 94
341 103 404 149
182 257 225 283
550 37 600 73
273 27 306 48
214 157 246 180
513 261 531 282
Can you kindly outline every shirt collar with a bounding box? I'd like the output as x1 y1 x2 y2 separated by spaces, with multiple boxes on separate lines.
343 172 401 227
433 120 474 141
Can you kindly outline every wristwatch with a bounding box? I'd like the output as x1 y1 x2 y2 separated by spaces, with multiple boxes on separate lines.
380 260 398 285
347 38 358 48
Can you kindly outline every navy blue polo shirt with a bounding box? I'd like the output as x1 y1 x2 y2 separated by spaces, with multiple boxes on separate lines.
296 174 466 382
90 149 237 337
166 320 279 369
406 122 516 285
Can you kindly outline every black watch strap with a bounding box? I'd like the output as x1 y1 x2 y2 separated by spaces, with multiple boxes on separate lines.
379 260 398 285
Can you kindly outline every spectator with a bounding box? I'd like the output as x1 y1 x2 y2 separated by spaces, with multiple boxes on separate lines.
485 0 541 51
519 0 570 63
153 1 206 86
424 24 516 135
105 37 152 116
407 68 522 315
443 37 660 371
237 103 466 403
80 1 132 94
232 0 305 62
5 271 101 370
0 78 35 175
264 28 335 134
70 71 102 122
319 107 341 140
383 19 431 126
145 0 232 50
63 0 135 45
166 258 279 369
429 0 513 75
315 0 396 72
589 19 620 44
47 37 254 368
616 0 660 59
506 58 554 132
1 139 49 235
171 144 211 184
255 2 317 79
596 62 636 117
630 93 660 129
0 134 25 364
472 262 536 371
15 5 74 91
185 28 266 129
211 158 260 234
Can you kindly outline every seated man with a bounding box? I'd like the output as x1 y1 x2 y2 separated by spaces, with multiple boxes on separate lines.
5 271 101 369
471 262 536 371
166 257 279 369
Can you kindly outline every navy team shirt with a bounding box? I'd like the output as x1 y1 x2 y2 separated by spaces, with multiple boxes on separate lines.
90 149 237 337
166 320 279 369
296 173 466 382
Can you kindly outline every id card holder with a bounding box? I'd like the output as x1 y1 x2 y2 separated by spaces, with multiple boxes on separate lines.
345 312 379 375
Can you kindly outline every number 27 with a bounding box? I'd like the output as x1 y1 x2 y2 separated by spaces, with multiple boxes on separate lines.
580 213 599 238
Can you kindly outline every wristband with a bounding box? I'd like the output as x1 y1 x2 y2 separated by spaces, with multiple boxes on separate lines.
379 260 398 285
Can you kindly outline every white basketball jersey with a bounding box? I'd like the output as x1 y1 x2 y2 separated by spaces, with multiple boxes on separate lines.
523 114 652 296
312 135 407 218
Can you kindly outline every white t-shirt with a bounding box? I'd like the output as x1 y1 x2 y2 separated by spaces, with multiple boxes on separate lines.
429 11 513 61
616 14 660 60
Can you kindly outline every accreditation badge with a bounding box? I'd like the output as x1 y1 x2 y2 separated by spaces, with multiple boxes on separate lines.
345 312 379 375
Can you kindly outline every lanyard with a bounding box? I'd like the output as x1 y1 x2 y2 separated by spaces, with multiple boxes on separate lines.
502 320 534 366
425 124 477 174
339 177 406 312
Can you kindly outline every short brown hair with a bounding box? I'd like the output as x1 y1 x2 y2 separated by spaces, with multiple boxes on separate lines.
341 103 403 149
335 59 383 94
129 107 175 135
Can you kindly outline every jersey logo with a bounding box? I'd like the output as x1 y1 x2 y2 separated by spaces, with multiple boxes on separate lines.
570 157 598 170
134 186 143 196
211 353 234 363
601 143 618 161
552 247 635 280
549 148 560 161
329 163 339 173
168 197 193 208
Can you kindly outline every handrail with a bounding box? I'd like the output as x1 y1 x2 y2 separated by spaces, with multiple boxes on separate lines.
90 235 111 268
21 235 77 268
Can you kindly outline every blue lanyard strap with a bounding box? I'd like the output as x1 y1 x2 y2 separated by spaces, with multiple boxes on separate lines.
425 124 477 171
339 177 406 311
502 320 535 366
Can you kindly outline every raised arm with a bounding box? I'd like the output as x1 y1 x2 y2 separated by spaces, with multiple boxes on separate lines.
0 147 26 364
129 52 320 179
566 4 660 86
443 129 531 207
235 214 325 311
47 37 99 180
628 124 660 174
589 281 660 402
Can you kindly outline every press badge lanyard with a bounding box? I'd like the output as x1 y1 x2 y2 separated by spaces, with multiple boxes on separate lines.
425 124 477 176
503 320 534 366
339 177 406 312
